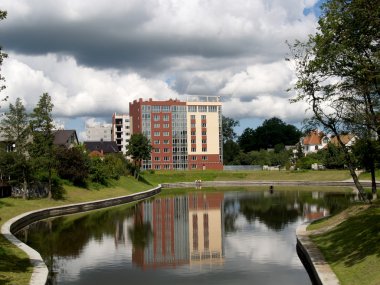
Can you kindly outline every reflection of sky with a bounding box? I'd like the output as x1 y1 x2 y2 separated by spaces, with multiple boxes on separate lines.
47 190 320 285
56 218 134 283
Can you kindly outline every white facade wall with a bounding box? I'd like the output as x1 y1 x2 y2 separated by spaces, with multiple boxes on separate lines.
85 124 112 141
112 114 131 155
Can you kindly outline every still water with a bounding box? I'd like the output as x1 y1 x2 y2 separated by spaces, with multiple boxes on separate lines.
16 188 353 285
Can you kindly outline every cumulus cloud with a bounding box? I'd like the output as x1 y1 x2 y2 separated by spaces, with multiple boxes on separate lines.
0 0 322 134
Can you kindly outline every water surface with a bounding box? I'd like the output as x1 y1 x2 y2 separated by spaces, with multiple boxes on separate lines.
16 188 353 285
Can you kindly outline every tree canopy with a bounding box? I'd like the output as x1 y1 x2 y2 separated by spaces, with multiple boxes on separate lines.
289 0 379 199
238 117 302 152
0 10 7 106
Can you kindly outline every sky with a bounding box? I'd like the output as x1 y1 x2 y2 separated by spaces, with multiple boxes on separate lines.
0 0 324 140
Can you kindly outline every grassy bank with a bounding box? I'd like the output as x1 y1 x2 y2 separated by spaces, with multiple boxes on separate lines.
141 169 352 185
308 202 380 285
0 175 152 285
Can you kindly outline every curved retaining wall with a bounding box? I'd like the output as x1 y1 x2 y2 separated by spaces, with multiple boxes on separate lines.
1 185 162 285
296 222 340 285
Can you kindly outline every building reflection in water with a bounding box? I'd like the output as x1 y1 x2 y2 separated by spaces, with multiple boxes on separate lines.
131 193 224 269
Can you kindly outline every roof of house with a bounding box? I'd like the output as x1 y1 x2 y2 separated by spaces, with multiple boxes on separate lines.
53 130 78 146
329 134 355 146
84 141 119 154
303 130 325 145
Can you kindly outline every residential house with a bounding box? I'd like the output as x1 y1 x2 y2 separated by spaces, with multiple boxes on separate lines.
84 140 119 158
53 130 79 149
301 130 330 155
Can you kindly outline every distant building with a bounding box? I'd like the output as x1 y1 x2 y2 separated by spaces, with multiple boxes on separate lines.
129 96 223 170
301 130 329 155
83 141 119 157
111 113 131 155
85 123 112 141
53 130 79 149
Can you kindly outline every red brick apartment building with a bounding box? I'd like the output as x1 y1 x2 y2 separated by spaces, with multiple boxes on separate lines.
129 96 223 170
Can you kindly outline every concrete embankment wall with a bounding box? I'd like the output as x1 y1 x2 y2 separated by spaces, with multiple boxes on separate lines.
1 185 162 285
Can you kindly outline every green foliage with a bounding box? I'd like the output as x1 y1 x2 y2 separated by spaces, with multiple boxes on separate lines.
103 153 130 180
127 133 152 179
238 117 302 152
222 116 239 142
89 157 109 186
296 152 323 169
29 93 56 198
55 146 90 186
0 10 7 100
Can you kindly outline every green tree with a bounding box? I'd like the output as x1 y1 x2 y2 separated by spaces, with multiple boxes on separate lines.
238 118 301 152
223 139 240 165
0 98 30 197
55 145 90 186
29 93 56 199
0 10 7 106
126 133 152 179
289 0 380 200
222 116 239 142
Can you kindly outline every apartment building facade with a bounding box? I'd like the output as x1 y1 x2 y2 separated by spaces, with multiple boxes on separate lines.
111 113 131 155
129 96 223 170
85 123 112 141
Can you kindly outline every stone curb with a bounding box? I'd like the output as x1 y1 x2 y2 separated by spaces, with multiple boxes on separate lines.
296 222 340 285
1 185 162 285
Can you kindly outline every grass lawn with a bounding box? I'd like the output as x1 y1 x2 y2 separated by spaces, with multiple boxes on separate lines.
0 175 152 285
141 169 352 185
309 202 380 285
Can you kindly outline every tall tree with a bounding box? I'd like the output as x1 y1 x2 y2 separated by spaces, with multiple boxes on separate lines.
289 0 380 200
0 98 30 197
222 116 239 143
126 133 152 179
29 93 55 198
0 10 7 107
238 118 302 152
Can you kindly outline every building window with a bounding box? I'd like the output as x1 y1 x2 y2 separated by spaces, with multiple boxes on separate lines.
188 106 197 112
154 157 160 161
201 123 206 127
152 106 161 112
202 156 208 160
191 131 196 136
208 106 217 112
201 115 206 120
191 114 195 120
164 156 170 161
202 147 207 152
163 132 170 136
198 106 207 112
154 131 160 136
154 148 160 153
192 156 197 161
191 123 196 128
191 139 196 144
202 131 207 136
155 165 160 169
315 145 319 150
164 164 170 169
163 123 169 128
163 140 169 144
154 123 160 128
191 147 196 152
154 139 160 144
202 139 207 144
163 148 169 153
192 164 197 169
154 114 160 121
163 114 169 121
162 106 170 112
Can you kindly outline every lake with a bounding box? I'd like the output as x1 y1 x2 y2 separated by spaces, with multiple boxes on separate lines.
16 187 354 285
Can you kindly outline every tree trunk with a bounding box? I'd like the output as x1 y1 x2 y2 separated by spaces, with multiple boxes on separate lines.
48 168 52 199
370 164 377 195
